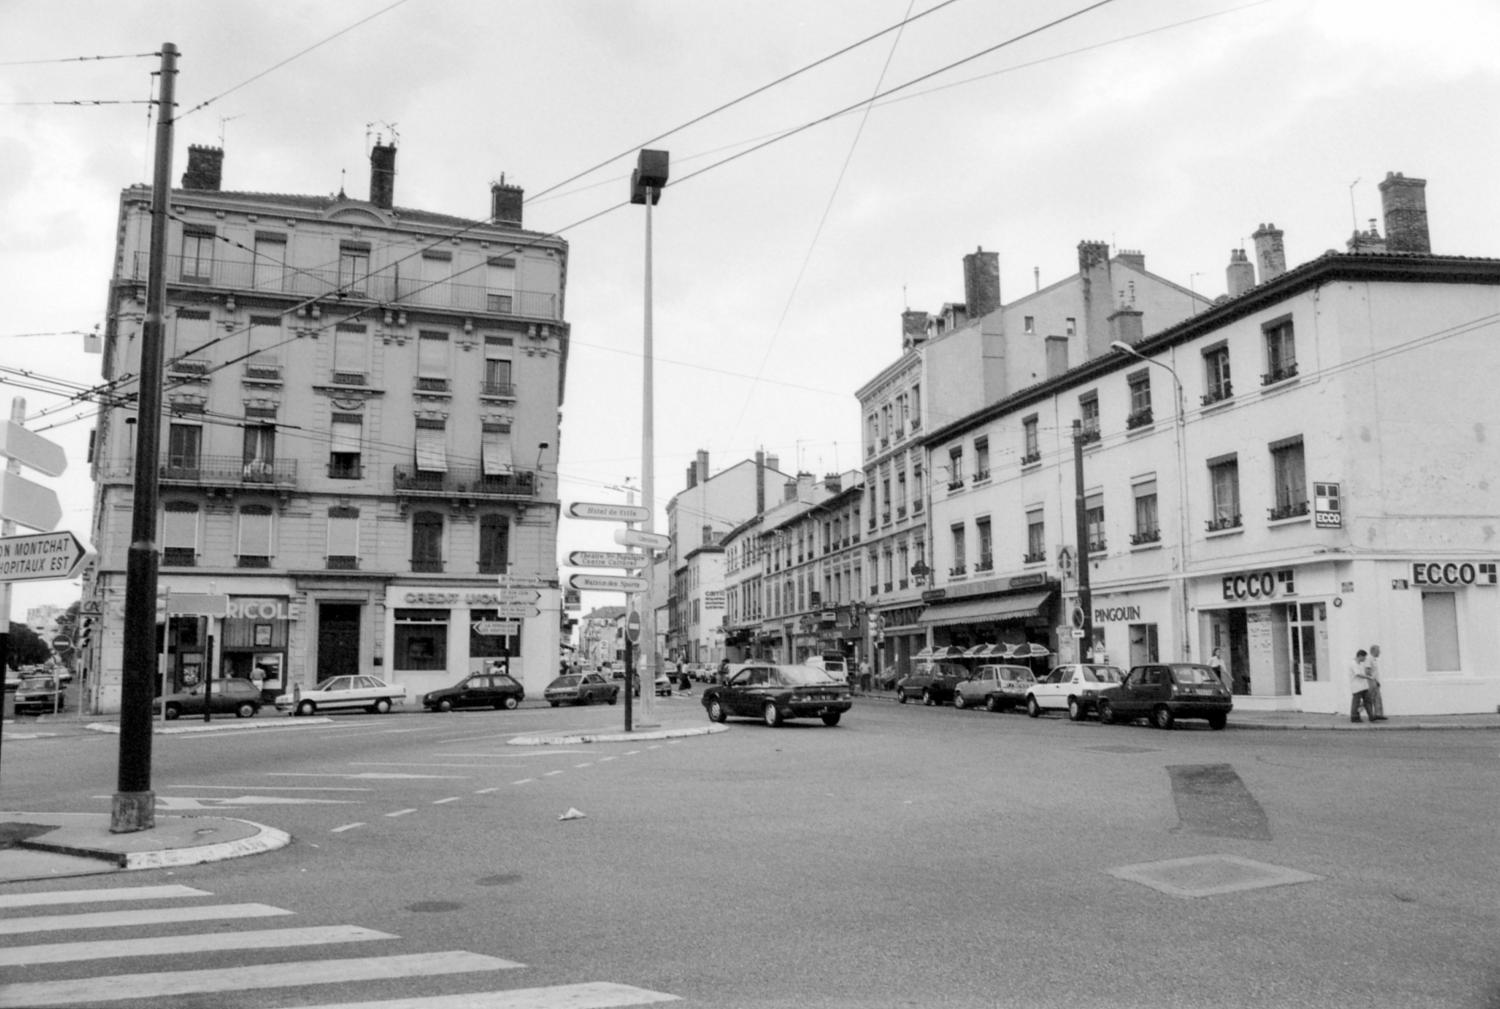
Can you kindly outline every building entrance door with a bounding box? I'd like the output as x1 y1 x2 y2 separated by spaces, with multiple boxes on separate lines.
317 603 361 681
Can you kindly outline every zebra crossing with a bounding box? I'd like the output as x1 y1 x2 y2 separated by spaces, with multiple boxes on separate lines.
0 882 680 1008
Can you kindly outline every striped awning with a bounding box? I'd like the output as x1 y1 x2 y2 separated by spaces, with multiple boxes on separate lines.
918 590 1052 628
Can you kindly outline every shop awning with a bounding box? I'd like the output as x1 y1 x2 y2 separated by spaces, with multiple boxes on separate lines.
918 590 1052 628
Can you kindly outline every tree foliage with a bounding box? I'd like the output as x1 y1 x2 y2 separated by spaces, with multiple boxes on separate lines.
6 622 50 669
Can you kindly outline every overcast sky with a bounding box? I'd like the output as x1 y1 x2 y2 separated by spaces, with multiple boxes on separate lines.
3 0 1497 618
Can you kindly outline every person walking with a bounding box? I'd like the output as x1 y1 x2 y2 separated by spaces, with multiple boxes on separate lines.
1348 648 1376 723
1208 648 1231 693
858 657 872 693
1366 644 1387 720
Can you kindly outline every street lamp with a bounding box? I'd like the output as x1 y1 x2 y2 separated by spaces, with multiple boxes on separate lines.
1110 340 1193 660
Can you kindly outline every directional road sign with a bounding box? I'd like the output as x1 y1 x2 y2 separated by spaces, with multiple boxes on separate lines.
613 528 671 551
567 501 651 523
0 530 88 582
488 602 541 619
569 573 650 593
568 550 647 569
0 420 67 477
473 620 521 636
490 586 542 603
0 470 63 531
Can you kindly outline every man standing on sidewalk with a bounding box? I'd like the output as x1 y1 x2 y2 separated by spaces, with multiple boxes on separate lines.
1366 644 1388 720
1349 649 1376 723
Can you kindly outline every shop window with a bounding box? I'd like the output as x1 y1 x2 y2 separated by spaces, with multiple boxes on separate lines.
1421 591 1461 671
1286 601 1327 690
394 609 447 671
470 609 522 665
1128 623 1159 665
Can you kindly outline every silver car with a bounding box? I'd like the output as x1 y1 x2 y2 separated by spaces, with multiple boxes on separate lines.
1026 663 1126 720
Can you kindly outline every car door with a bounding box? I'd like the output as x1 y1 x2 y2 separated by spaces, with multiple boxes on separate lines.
1120 666 1164 716
468 675 497 708
724 667 760 716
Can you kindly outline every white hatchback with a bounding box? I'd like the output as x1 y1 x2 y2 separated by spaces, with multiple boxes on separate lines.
276 674 407 716
1026 663 1125 721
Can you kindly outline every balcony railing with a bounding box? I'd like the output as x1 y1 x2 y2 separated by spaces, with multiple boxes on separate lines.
1020 450 1041 466
947 478 964 491
975 555 994 572
411 557 444 573
326 555 359 570
392 464 538 499
236 554 271 568
1130 528 1161 545
1126 408 1154 430
1023 550 1046 564
1087 538 1107 554
134 252 562 320
1206 514 1243 532
1268 500 1310 521
1261 363 1299 386
1076 426 1101 446
949 564 967 576
162 547 196 567
1201 382 1234 406
99 455 298 490
481 381 516 399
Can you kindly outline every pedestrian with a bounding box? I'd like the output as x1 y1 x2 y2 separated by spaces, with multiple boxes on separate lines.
859 657 872 693
1348 648 1376 723
1208 647 1231 693
717 658 729 684
1366 644 1387 720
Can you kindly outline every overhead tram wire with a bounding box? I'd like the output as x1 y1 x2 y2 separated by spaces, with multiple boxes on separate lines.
0 51 158 67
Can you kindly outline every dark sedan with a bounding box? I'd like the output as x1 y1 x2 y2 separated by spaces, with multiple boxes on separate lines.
895 661 968 705
153 678 262 719
1097 662 1232 729
544 672 619 707
423 672 524 712
702 663 852 727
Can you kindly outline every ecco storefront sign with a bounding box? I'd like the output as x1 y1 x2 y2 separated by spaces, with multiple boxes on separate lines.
1221 568 1295 601
1411 561 1497 587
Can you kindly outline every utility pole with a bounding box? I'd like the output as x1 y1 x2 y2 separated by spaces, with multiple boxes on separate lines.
1071 421 1094 662
112 42 177 834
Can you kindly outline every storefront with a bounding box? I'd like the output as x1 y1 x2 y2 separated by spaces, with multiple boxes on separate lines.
383 584 558 700
916 577 1060 674
218 596 292 701
1087 586 1170 670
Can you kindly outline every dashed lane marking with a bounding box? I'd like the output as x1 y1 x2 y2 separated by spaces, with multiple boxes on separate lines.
330 823 366 833
308 982 680 1008
433 797 461 804
385 809 417 818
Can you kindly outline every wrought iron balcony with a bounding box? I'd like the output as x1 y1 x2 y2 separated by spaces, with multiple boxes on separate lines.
1130 528 1161 545
391 464 538 499
98 455 298 490
1268 500 1310 521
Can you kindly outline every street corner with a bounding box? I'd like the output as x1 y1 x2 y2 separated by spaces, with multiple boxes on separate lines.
2 812 291 872
82 716 337 735
506 722 729 746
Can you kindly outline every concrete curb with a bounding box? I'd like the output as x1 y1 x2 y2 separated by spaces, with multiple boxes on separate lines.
14 816 292 871
508 724 729 746
84 717 337 735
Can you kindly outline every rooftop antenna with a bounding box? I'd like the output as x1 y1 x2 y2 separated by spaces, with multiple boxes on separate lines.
365 121 400 152
902 283 908 310
1348 178 1361 233
218 114 244 149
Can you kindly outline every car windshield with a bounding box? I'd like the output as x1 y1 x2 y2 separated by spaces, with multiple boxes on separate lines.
1168 664 1219 684
775 665 841 685
1084 665 1125 683
552 675 580 687
19 676 55 689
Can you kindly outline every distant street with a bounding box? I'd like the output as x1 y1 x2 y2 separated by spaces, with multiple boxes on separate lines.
3 698 1498 1008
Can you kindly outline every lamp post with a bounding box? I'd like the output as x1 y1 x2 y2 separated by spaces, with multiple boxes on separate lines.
1111 340 1192 659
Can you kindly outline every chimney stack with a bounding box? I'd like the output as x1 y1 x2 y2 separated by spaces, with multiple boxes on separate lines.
1379 172 1430 253
491 175 524 227
181 145 223 191
1077 240 1113 360
756 450 766 514
901 309 929 350
1108 307 1144 346
369 141 396 210
962 247 1001 319
1226 248 1255 297
696 449 709 486
1252 223 1286 282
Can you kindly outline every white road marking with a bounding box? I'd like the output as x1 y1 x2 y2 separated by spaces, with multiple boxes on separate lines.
151 795 360 809
543 770 565 777
599 756 618 762
0 885 209 910
574 762 594 768
513 778 535 785
0 903 291 936
436 751 589 758
308 982 680 1008
385 808 417 818
0 924 394 966
0 950 521 1007
168 784 372 791
347 762 508 769
433 797 461 804
330 823 366 833
474 787 500 794
270 772 469 780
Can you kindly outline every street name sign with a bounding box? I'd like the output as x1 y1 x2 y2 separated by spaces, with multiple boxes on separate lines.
0 420 67 477
473 620 521 636
569 573 649 593
488 602 541 619
567 501 651 523
490 586 542 604
0 530 88 582
0 470 62 531
568 550 647 569
613 528 671 551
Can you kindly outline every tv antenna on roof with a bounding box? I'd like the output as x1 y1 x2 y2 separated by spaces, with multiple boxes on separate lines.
366 121 400 150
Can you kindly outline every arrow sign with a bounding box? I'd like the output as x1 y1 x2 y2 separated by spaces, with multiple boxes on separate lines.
490 586 541 603
569 573 649 593
567 501 651 523
613 528 671 551
0 470 63 531
473 620 521 636
0 420 67 477
486 603 540 618
568 550 647 569
0 530 87 582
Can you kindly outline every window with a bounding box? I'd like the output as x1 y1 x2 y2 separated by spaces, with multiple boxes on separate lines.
484 337 513 396
479 514 510 574
1065 317 1076 337
1127 371 1153 428
1207 454 1241 530
332 325 366 383
481 423 512 478
1024 315 1035 334
948 446 964 490
417 331 450 390
1132 479 1160 544
338 241 371 297
912 460 923 512
412 510 444 573
179 228 214 282
327 506 359 568
415 418 448 473
242 424 276 482
166 423 201 476
974 437 990 481
866 414 878 454
1085 492 1105 553
252 232 286 292
976 517 993 571
1421 591 1460 671
247 316 281 372
1079 393 1100 443
1022 415 1040 465
237 505 273 567
163 501 199 566
950 524 967 576
1203 343 1232 404
330 414 362 479
1263 316 1298 384
1025 508 1045 563
1270 437 1308 519
880 476 891 524
486 256 516 314
897 542 910 587
897 393 909 431
394 609 448 671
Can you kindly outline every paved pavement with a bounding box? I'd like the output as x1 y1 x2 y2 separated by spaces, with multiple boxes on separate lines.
2 692 1495 885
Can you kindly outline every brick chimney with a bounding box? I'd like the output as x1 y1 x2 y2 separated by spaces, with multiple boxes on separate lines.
1226 248 1255 297
962 247 1000 319
1077 240 1113 360
1379 172 1430 253
181 145 223 191
369 141 396 210
1252 223 1285 282
491 175 523 227
1108 307 1144 346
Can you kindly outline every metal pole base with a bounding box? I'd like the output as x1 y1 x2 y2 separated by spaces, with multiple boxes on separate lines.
110 791 156 833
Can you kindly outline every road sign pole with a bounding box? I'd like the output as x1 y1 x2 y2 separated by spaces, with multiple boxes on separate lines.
0 398 22 782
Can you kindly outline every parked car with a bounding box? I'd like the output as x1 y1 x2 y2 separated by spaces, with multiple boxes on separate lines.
275 674 406 716
422 672 524 712
702 663 852 727
953 664 1036 711
154 678 262 719
1097 663 1232 729
628 672 674 697
545 672 619 706
1026 663 1126 720
11 674 65 715
895 661 968 705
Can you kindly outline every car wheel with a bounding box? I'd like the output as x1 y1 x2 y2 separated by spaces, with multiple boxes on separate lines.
374 698 392 715
897 690 908 704
1067 697 1084 722
1208 713 1227 730
297 700 316 716
985 695 1000 713
1026 696 1041 718
235 702 256 719
1152 705 1175 730
438 699 453 713
821 712 841 726
549 701 559 707
763 701 783 727
607 694 617 705
953 692 967 710
1098 699 1115 724
164 704 181 721
502 696 519 710
922 689 934 706
707 698 727 723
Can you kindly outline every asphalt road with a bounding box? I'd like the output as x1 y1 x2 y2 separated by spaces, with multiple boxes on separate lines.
2 697 1498 1009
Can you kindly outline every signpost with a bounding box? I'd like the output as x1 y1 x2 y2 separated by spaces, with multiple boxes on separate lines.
625 609 642 645
0 470 63 532
567 501 651 523
569 573 650 593
51 634 73 654
0 420 68 478
486 602 540 619
491 586 541 604
0 530 89 583
613 528 671 551
567 550 647 569
473 620 521 636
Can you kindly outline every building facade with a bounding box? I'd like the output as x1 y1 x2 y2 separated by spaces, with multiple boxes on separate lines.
85 142 569 712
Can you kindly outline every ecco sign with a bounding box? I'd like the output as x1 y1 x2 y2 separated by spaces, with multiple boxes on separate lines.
1411 561 1497 587
1221 568 1295 601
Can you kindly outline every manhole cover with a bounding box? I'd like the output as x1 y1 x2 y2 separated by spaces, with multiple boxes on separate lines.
1109 854 1321 898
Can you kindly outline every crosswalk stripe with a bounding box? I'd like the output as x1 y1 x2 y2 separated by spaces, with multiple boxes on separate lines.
0 902 291 935
305 981 681 1008
0 884 210 909
0 924 395 966
0 950 521 1007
